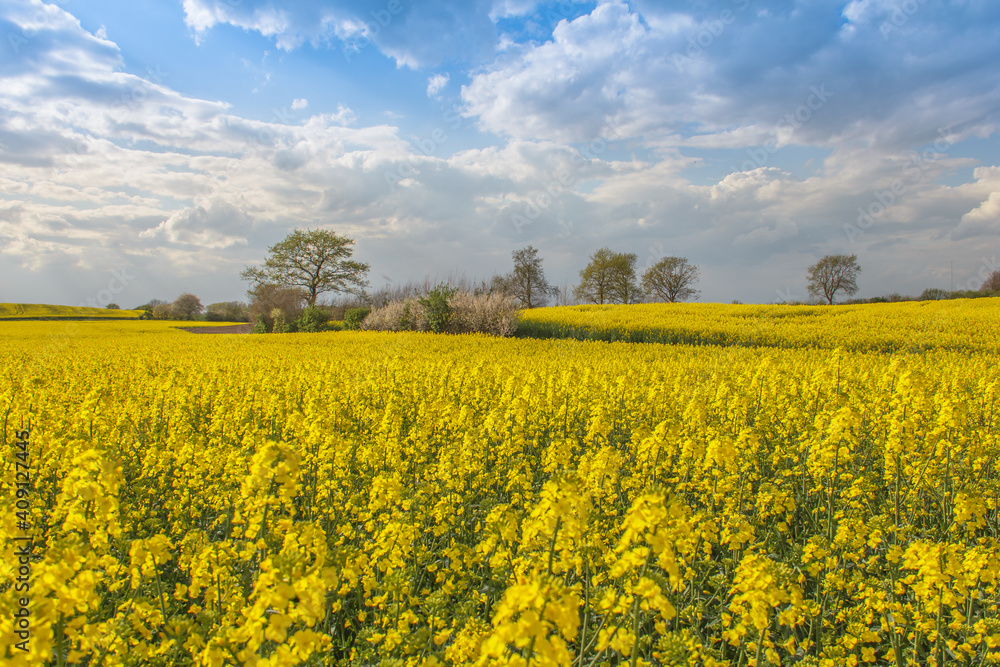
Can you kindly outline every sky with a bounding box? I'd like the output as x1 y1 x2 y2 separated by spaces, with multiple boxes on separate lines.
1 0 999 307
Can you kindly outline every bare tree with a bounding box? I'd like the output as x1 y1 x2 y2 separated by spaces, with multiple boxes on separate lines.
503 246 557 308
242 228 370 307
982 270 1000 293
807 254 861 304
642 257 701 303
556 282 575 306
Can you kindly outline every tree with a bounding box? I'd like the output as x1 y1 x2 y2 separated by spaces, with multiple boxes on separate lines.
206 301 249 322
573 248 640 305
486 274 512 298
807 254 861 304
982 270 1000 293
241 228 370 307
919 288 949 301
503 246 557 309
105 303 120 309
247 283 306 331
642 257 701 303
173 293 204 320
152 303 174 320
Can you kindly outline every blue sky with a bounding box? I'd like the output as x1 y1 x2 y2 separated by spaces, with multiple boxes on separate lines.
1 0 999 306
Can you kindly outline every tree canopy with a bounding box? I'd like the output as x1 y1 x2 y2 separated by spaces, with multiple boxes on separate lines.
574 248 640 305
241 228 370 307
172 293 203 320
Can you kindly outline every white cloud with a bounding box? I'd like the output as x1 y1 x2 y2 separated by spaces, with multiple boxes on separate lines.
2 0 1000 306
291 98 308 110
732 218 799 247
140 202 253 249
426 74 449 98
953 190 1000 241
461 0 1000 154
180 0 501 67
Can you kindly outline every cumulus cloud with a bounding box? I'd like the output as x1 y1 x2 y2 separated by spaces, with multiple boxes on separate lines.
2 0 999 306
426 73 449 98
461 0 1000 151
291 98 308 110
140 202 254 248
180 0 501 67
953 191 1000 241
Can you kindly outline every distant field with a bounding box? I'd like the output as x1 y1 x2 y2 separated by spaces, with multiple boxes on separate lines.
518 298 1000 353
0 303 145 320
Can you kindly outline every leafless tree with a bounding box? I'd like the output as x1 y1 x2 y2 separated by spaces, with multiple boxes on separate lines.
807 254 861 304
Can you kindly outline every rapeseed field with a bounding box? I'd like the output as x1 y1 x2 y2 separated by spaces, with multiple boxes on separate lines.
0 311 997 666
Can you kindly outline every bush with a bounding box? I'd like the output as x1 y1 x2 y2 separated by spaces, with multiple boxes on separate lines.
343 307 371 331
296 306 331 333
419 284 457 333
448 291 520 337
361 298 426 332
920 288 950 301
152 303 174 320
362 291 520 336
270 308 288 334
206 302 249 322
251 317 267 334
248 284 305 332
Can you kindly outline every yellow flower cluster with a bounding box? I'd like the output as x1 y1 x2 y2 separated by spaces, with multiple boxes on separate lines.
0 313 997 666
0 303 144 319
519 298 1000 352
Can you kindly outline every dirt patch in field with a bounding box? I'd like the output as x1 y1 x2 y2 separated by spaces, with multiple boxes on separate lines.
182 323 253 334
